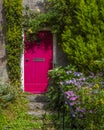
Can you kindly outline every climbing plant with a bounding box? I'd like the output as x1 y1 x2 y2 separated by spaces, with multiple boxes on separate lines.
24 0 104 73
3 0 23 84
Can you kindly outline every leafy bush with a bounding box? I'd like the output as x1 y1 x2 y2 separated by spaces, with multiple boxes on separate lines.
94 58 104 72
0 83 16 108
47 65 104 129
61 0 104 73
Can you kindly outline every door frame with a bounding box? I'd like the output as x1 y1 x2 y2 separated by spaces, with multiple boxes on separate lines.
21 28 57 91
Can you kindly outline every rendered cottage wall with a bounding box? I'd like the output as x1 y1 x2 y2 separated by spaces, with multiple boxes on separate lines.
0 0 8 82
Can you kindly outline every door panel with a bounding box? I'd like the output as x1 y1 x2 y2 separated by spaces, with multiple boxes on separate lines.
24 31 53 93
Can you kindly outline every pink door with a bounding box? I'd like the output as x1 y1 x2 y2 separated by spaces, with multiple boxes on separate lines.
24 31 53 94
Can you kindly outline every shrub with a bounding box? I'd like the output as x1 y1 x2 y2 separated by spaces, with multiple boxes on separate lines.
0 83 16 108
47 65 104 129
61 0 104 73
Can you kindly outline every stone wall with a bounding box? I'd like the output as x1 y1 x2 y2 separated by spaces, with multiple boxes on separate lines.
23 0 45 12
0 0 8 82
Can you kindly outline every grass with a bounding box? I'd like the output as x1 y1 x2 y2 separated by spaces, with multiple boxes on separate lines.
0 83 44 130
0 93 39 130
0 83 57 130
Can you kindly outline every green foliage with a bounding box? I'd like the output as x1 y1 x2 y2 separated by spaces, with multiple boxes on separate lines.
24 0 104 73
61 0 104 72
0 83 16 108
0 82 56 130
95 58 104 72
1 111 43 130
47 65 104 129
0 108 43 130
4 0 23 84
0 82 43 130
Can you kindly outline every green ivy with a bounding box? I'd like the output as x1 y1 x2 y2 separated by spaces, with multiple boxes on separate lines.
23 0 104 73
3 0 23 84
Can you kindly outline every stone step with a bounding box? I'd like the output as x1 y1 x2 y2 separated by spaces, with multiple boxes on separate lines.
26 94 49 102
26 94 50 118
28 102 49 110
28 110 46 117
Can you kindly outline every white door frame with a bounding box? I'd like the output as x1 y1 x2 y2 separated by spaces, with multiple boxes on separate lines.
21 29 57 91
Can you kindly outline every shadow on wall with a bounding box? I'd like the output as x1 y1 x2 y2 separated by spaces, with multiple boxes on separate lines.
56 44 69 67
0 1 8 82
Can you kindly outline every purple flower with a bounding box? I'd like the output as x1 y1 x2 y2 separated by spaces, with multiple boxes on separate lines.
60 82 64 85
65 91 79 103
71 78 77 83
74 72 83 77
76 107 86 113
78 78 86 81
65 78 77 85
65 80 72 85
88 71 94 76
66 70 72 74
70 102 75 106
70 96 79 101
74 82 81 87
89 110 93 113
88 83 93 88
65 91 75 97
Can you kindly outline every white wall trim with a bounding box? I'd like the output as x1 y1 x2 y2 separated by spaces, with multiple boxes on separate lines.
21 32 24 91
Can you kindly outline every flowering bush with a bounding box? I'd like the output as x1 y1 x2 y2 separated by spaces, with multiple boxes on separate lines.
47 65 104 129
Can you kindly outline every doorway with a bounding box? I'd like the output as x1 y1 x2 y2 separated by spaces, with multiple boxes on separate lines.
24 31 53 93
